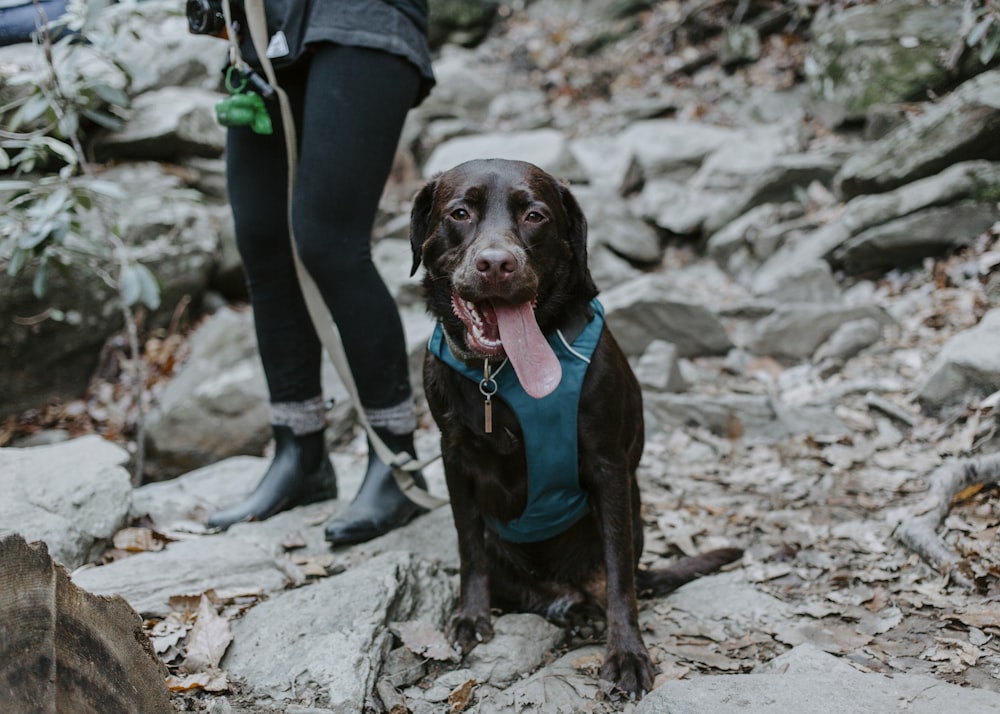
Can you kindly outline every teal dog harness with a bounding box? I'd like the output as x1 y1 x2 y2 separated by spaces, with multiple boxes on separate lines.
429 299 605 543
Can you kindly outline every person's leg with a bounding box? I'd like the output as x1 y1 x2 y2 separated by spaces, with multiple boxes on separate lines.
207 68 336 529
288 43 426 545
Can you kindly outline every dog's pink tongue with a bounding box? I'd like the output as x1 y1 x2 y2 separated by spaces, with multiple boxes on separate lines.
494 302 561 398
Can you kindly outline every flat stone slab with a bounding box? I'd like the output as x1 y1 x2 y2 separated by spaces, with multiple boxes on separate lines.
72 535 303 617
223 551 454 712
636 644 1000 713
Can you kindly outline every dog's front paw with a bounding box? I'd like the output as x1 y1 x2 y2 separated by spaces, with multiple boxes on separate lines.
600 647 655 699
446 612 494 654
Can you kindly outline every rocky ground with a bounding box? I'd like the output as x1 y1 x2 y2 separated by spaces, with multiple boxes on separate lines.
4 0 1000 712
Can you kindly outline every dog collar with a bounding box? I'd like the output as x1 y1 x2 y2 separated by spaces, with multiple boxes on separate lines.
429 298 605 542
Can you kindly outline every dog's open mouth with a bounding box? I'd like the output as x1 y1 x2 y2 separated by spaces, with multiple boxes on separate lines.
451 292 562 398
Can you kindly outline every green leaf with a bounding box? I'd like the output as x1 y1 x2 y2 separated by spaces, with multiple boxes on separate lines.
7 248 27 276
18 227 49 250
134 262 161 310
982 28 1000 65
32 256 49 298
91 82 130 109
968 15 993 48
81 107 125 131
83 180 127 201
121 263 141 306
57 110 80 138
10 93 52 130
39 137 78 167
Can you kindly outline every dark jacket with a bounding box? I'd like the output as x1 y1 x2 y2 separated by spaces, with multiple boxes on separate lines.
241 0 434 105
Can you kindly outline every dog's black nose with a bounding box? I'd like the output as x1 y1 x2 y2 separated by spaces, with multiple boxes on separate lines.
475 248 517 281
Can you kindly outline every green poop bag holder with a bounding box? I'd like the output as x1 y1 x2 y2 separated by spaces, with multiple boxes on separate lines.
216 65 273 134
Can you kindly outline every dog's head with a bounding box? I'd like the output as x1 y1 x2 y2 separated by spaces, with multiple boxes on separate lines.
410 159 598 375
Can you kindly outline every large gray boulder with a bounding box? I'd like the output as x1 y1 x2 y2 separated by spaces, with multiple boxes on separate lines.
0 436 132 569
223 552 454 711
0 163 220 418
751 161 1000 298
918 309 1000 409
805 1 971 128
601 274 733 358
836 69 1000 197
94 86 226 161
830 201 1000 274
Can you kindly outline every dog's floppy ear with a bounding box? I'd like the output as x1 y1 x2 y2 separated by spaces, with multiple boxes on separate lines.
558 182 599 297
409 179 437 276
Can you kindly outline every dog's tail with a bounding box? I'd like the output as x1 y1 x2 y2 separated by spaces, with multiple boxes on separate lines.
635 547 743 598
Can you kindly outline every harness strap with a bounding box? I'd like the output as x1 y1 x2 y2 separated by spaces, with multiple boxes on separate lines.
234 0 446 510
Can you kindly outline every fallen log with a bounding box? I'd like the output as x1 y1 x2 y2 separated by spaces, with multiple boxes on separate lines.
0 534 172 713
895 452 1000 590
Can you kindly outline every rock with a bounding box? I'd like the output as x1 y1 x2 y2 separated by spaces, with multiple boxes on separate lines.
745 304 894 361
751 161 1000 297
143 307 272 480
917 308 1000 409
643 393 848 441
637 137 839 237
601 275 733 358
569 135 645 195
471 646 603 714
413 46 505 127
131 455 265 526
836 69 1000 197
804 2 970 128
706 202 806 278
421 129 586 182
756 259 841 304
73 533 305 618
94 86 226 161
635 179 733 237
813 318 883 364
97 0 227 94
0 161 220 416
462 614 563 685
222 552 454 710
719 24 762 67
0 437 132 569
572 186 662 265
635 340 688 393
830 201 1000 274
636 644 1000 713
616 120 743 180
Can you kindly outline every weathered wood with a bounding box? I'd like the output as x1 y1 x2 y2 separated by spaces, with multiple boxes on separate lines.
895 453 1000 589
0 534 172 713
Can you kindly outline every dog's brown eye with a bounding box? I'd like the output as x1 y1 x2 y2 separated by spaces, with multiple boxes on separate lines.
525 211 545 223
450 208 470 221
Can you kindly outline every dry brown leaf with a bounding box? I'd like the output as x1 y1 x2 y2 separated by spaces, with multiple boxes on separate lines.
165 668 229 693
180 595 233 673
394 620 460 662
290 553 337 577
448 679 476 713
280 530 307 550
112 526 168 553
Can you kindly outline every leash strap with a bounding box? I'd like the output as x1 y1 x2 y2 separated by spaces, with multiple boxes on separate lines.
232 0 446 510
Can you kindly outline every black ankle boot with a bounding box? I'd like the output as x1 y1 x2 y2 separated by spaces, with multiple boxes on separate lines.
207 425 337 530
324 429 427 546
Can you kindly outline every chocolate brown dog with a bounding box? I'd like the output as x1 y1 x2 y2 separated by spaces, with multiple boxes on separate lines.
410 158 741 697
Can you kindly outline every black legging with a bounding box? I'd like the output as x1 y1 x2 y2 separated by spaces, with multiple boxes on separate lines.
226 43 420 411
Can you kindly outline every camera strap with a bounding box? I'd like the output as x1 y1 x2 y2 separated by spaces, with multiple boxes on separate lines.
227 0 447 511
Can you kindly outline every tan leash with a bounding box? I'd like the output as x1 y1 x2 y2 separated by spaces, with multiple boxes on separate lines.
224 0 446 510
